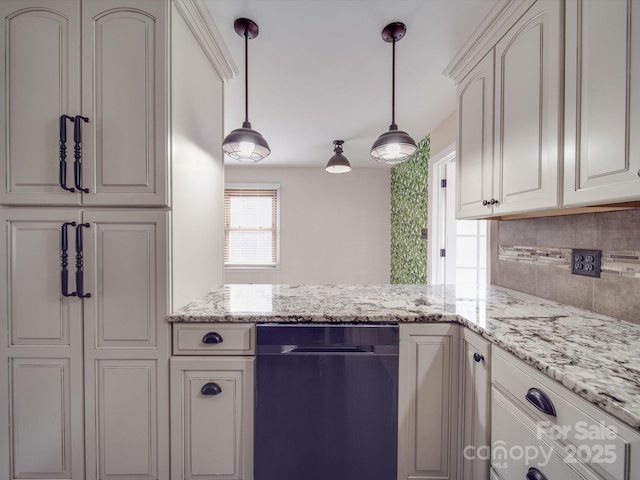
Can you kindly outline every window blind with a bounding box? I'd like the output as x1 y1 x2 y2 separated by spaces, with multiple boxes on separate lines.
224 188 279 267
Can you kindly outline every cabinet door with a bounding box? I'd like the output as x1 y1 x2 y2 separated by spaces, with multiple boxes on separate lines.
81 209 170 480
456 52 495 219
0 209 84 480
460 329 490 480
170 358 255 480
0 0 82 206
81 0 168 206
493 0 561 215
398 324 459 480
564 0 640 205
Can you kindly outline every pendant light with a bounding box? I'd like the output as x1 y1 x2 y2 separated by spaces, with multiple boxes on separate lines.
325 140 352 174
370 22 417 165
222 18 270 163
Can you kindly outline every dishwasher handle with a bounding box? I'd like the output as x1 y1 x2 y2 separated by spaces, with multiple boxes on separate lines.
282 345 375 354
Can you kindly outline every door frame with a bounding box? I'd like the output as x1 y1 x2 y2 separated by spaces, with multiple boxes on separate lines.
427 143 456 284
428 143 492 286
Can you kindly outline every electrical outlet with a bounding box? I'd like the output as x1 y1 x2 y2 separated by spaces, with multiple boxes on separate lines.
571 249 601 278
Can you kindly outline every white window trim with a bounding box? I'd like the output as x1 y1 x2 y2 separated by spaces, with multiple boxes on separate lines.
224 183 281 271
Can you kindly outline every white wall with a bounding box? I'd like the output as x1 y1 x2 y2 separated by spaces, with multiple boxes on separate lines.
430 111 456 158
171 5 225 308
225 167 391 284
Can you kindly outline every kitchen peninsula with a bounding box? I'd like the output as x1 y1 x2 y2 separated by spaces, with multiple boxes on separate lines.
169 284 640 480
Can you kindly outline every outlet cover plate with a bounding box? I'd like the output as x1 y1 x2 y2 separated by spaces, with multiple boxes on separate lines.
571 249 601 278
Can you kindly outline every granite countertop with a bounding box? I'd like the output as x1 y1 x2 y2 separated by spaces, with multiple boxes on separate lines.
168 283 640 431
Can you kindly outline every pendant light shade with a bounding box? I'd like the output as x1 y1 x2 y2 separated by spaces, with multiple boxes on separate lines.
222 18 270 163
325 140 352 174
371 22 417 165
222 121 271 163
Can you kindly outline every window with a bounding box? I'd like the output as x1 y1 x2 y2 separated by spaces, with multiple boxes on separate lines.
455 219 487 286
224 184 280 269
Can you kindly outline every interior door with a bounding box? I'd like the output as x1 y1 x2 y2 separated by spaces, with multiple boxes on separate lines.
0 208 84 479
0 0 81 205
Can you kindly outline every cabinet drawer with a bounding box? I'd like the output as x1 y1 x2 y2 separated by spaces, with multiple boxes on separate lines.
493 350 627 480
492 388 600 480
173 324 255 355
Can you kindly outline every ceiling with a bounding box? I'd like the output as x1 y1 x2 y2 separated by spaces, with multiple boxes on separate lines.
203 0 499 169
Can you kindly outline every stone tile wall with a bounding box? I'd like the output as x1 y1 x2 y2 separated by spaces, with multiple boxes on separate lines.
490 210 640 323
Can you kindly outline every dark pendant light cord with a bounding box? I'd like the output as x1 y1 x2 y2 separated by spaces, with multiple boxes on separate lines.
391 37 396 127
244 30 249 124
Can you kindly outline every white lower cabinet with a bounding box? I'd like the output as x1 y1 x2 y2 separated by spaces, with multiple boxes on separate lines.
492 388 600 480
460 329 491 480
0 208 170 480
397 323 460 480
491 348 640 480
170 357 254 480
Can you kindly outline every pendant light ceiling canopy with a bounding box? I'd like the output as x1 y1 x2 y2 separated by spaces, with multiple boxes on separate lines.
370 22 417 165
222 18 271 164
325 140 352 174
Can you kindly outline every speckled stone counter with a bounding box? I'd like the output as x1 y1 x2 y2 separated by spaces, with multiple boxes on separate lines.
168 284 640 431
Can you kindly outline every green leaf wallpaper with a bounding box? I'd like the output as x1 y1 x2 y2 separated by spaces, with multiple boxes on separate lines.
390 136 430 284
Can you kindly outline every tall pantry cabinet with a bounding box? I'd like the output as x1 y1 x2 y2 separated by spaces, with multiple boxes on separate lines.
0 1 229 479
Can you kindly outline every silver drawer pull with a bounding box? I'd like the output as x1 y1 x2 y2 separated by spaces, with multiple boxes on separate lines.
202 332 223 344
526 388 556 417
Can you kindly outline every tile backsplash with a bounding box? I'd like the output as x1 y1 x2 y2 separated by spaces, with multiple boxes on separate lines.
499 246 640 278
490 209 640 324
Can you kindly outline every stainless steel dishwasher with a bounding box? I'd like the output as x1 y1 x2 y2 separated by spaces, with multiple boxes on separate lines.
255 323 399 480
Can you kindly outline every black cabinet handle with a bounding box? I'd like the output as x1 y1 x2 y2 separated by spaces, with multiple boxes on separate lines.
75 223 91 298
526 388 556 416
73 115 90 193
526 467 548 480
201 382 222 396
473 352 484 363
61 222 77 297
482 199 489 206
59 115 76 192
202 332 224 344
489 198 497 205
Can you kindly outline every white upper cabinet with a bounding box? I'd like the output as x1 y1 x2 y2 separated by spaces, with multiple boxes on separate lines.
454 0 561 219
0 0 168 207
564 0 640 206
0 1 81 205
456 52 495 219
81 0 167 206
492 0 561 215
